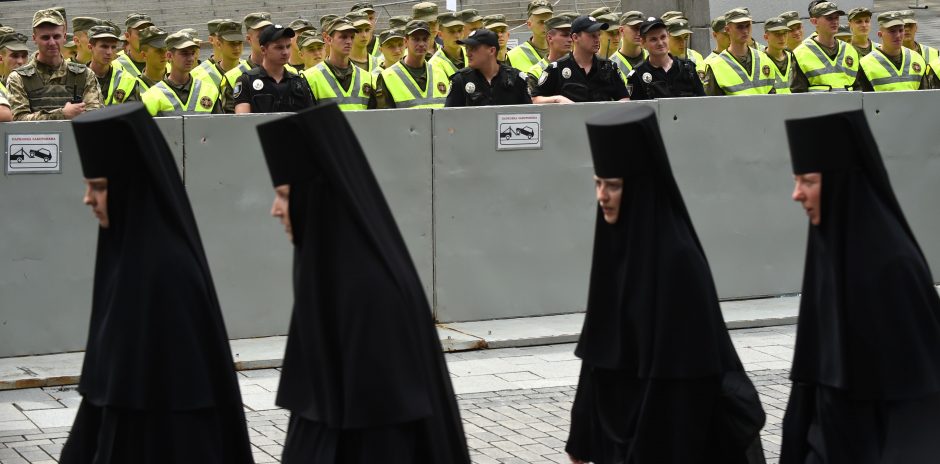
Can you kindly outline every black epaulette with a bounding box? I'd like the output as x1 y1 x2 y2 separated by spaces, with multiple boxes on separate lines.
244 67 264 77
457 67 475 76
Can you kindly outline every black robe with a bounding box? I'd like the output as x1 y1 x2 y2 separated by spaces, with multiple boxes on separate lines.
566 105 766 464
780 110 940 464
60 103 253 463
257 103 471 463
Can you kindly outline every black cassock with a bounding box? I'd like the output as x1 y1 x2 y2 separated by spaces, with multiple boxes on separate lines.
780 110 940 464
60 104 253 463
257 104 471 463
566 105 766 464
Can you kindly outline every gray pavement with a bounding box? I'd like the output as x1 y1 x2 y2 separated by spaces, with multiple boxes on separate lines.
0 325 796 464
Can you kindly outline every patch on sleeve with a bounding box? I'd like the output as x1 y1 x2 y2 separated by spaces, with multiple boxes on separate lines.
233 81 242 98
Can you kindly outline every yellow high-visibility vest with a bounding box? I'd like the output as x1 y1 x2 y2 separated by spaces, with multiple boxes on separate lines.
101 64 139 105
860 47 925 92
793 38 860 92
303 62 373 111
429 47 467 78
508 41 544 73
380 61 447 108
142 77 219 116
709 48 776 95
609 49 648 83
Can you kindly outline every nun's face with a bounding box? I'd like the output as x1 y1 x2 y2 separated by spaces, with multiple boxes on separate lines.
271 185 292 242
792 173 821 225
82 178 109 228
594 176 623 224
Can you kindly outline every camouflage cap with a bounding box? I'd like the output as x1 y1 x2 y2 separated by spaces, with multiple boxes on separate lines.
165 30 199 50
590 7 612 17
179 28 199 38
32 9 66 28
458 9 483 23
620 11 646 26
528 0 554 16
351 2 376 13
388 16 412 28
346 10 372 28
877 11 905 29
0 32 29 51
244 12 274 30
379 28 405 44
764 16 790 32
661 11 685 21
412 2 439 22
898 10 917 24
437 12 464 28
138 25 169 49
809 2 845 18
846 7 872 21
124 13 153 29
51 6 67 22
319 14 339 30
216 20 244 42
288 18 314 33
725 8 753 23
71 17 101 34
482 14 509 29
327 17 357 34
711 15 727 32
207 19 224 36
545 15 573 30
404 19 431 35
298 29 324 47
88 24 121 40
835 24 851 37
556 11 580 19
0 26 15 36
590 7 619 27
779 11 802 27
666 18 693 36
64 32 75 47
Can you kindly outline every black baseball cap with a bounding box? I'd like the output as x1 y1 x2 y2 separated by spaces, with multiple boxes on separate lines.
639 17 667 36
571 15 609 33
457 28 498 47
258 24 295 45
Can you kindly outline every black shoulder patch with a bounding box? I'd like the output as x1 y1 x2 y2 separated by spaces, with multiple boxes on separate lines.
244 67 263 76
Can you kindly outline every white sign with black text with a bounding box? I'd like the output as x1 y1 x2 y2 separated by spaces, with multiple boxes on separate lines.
496 113 542 151
6 133 61 174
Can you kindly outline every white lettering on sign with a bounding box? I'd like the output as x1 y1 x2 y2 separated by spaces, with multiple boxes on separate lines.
497 113 542 151
6 133 61 174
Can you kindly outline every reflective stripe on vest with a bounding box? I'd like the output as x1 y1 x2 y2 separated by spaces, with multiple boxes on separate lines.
152 79 206 115
116 54 141 78
196 61 224 89
509 42 541 71
770 51 794 94
862 48 924 91
308 63 370 110
795 39 859 91
430 48 464 77
385 63 446 108
103 66 138 105
713 50 774 94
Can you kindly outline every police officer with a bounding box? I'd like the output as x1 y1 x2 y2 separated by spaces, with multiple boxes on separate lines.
303 17 374 111
531 15 629 103
609 11 648 82
71 16 102 64
136 26 170 90
234 25 313 113
858 11 927 92
116 13 154 79
526 14 572 91
192 20 245 92
86 24 140 105
445 28 531 107
847 7 876 56
780 11 804 51
429 12 467 79
7 9 102 121
764 16 796 93
287 18 315 70
141 31 221 116
0 32 30 84
223 12 300 112
626 18 705 100
704 8 776 96
791 2 860 92
508 0 553 72
375 20 448 109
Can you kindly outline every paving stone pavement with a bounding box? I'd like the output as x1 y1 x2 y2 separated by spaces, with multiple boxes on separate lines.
0 325 795 463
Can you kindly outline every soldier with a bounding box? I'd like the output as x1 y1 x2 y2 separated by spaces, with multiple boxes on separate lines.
347 10 381 73
590 7 620 59
531 15 629 103
610 11 648 82
349 2 381 56
375 28 405 75
704 8 776 96
847 8 876 56
319 14 338 60
7 9 101 121
508 0 553 72
705 16 730 63
86 24 139 105
764 17 796 94
626 18 705 100
388 15 412 30
412 2 440 57
204 18 224 64
857 11 927 92
234 25 313 113
0 84 10 121
0 33 29 84
301 17 373 111
835 25 851 43
115 13 154 79
71 17 101 64
526 14 572 91
899 10 938 63
141 31 221 115
287 18 314 69
483 15 511 66
374 20 448 109
780 11 804 51
458 9 484 36
665 17 706 81
446 28 531 107
192 20 246 92
429 12 467 79
790 2 859 92
136 26 169 90
62 33 77 61
297 29 326 70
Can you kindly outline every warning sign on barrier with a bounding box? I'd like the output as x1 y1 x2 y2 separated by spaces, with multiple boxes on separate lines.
6 133 61 174
496 113 542 151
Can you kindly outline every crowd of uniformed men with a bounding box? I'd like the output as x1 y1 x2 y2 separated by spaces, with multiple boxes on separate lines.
0 0 938 121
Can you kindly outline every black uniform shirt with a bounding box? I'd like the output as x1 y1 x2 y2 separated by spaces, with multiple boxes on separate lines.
531 54 628 102
627 56 705 100
233 65 314 113
445 64 532 107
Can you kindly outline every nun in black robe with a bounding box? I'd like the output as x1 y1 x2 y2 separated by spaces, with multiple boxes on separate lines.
565 105 766 464
780 110 940 464
59 103 254 463
256 103 471 464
